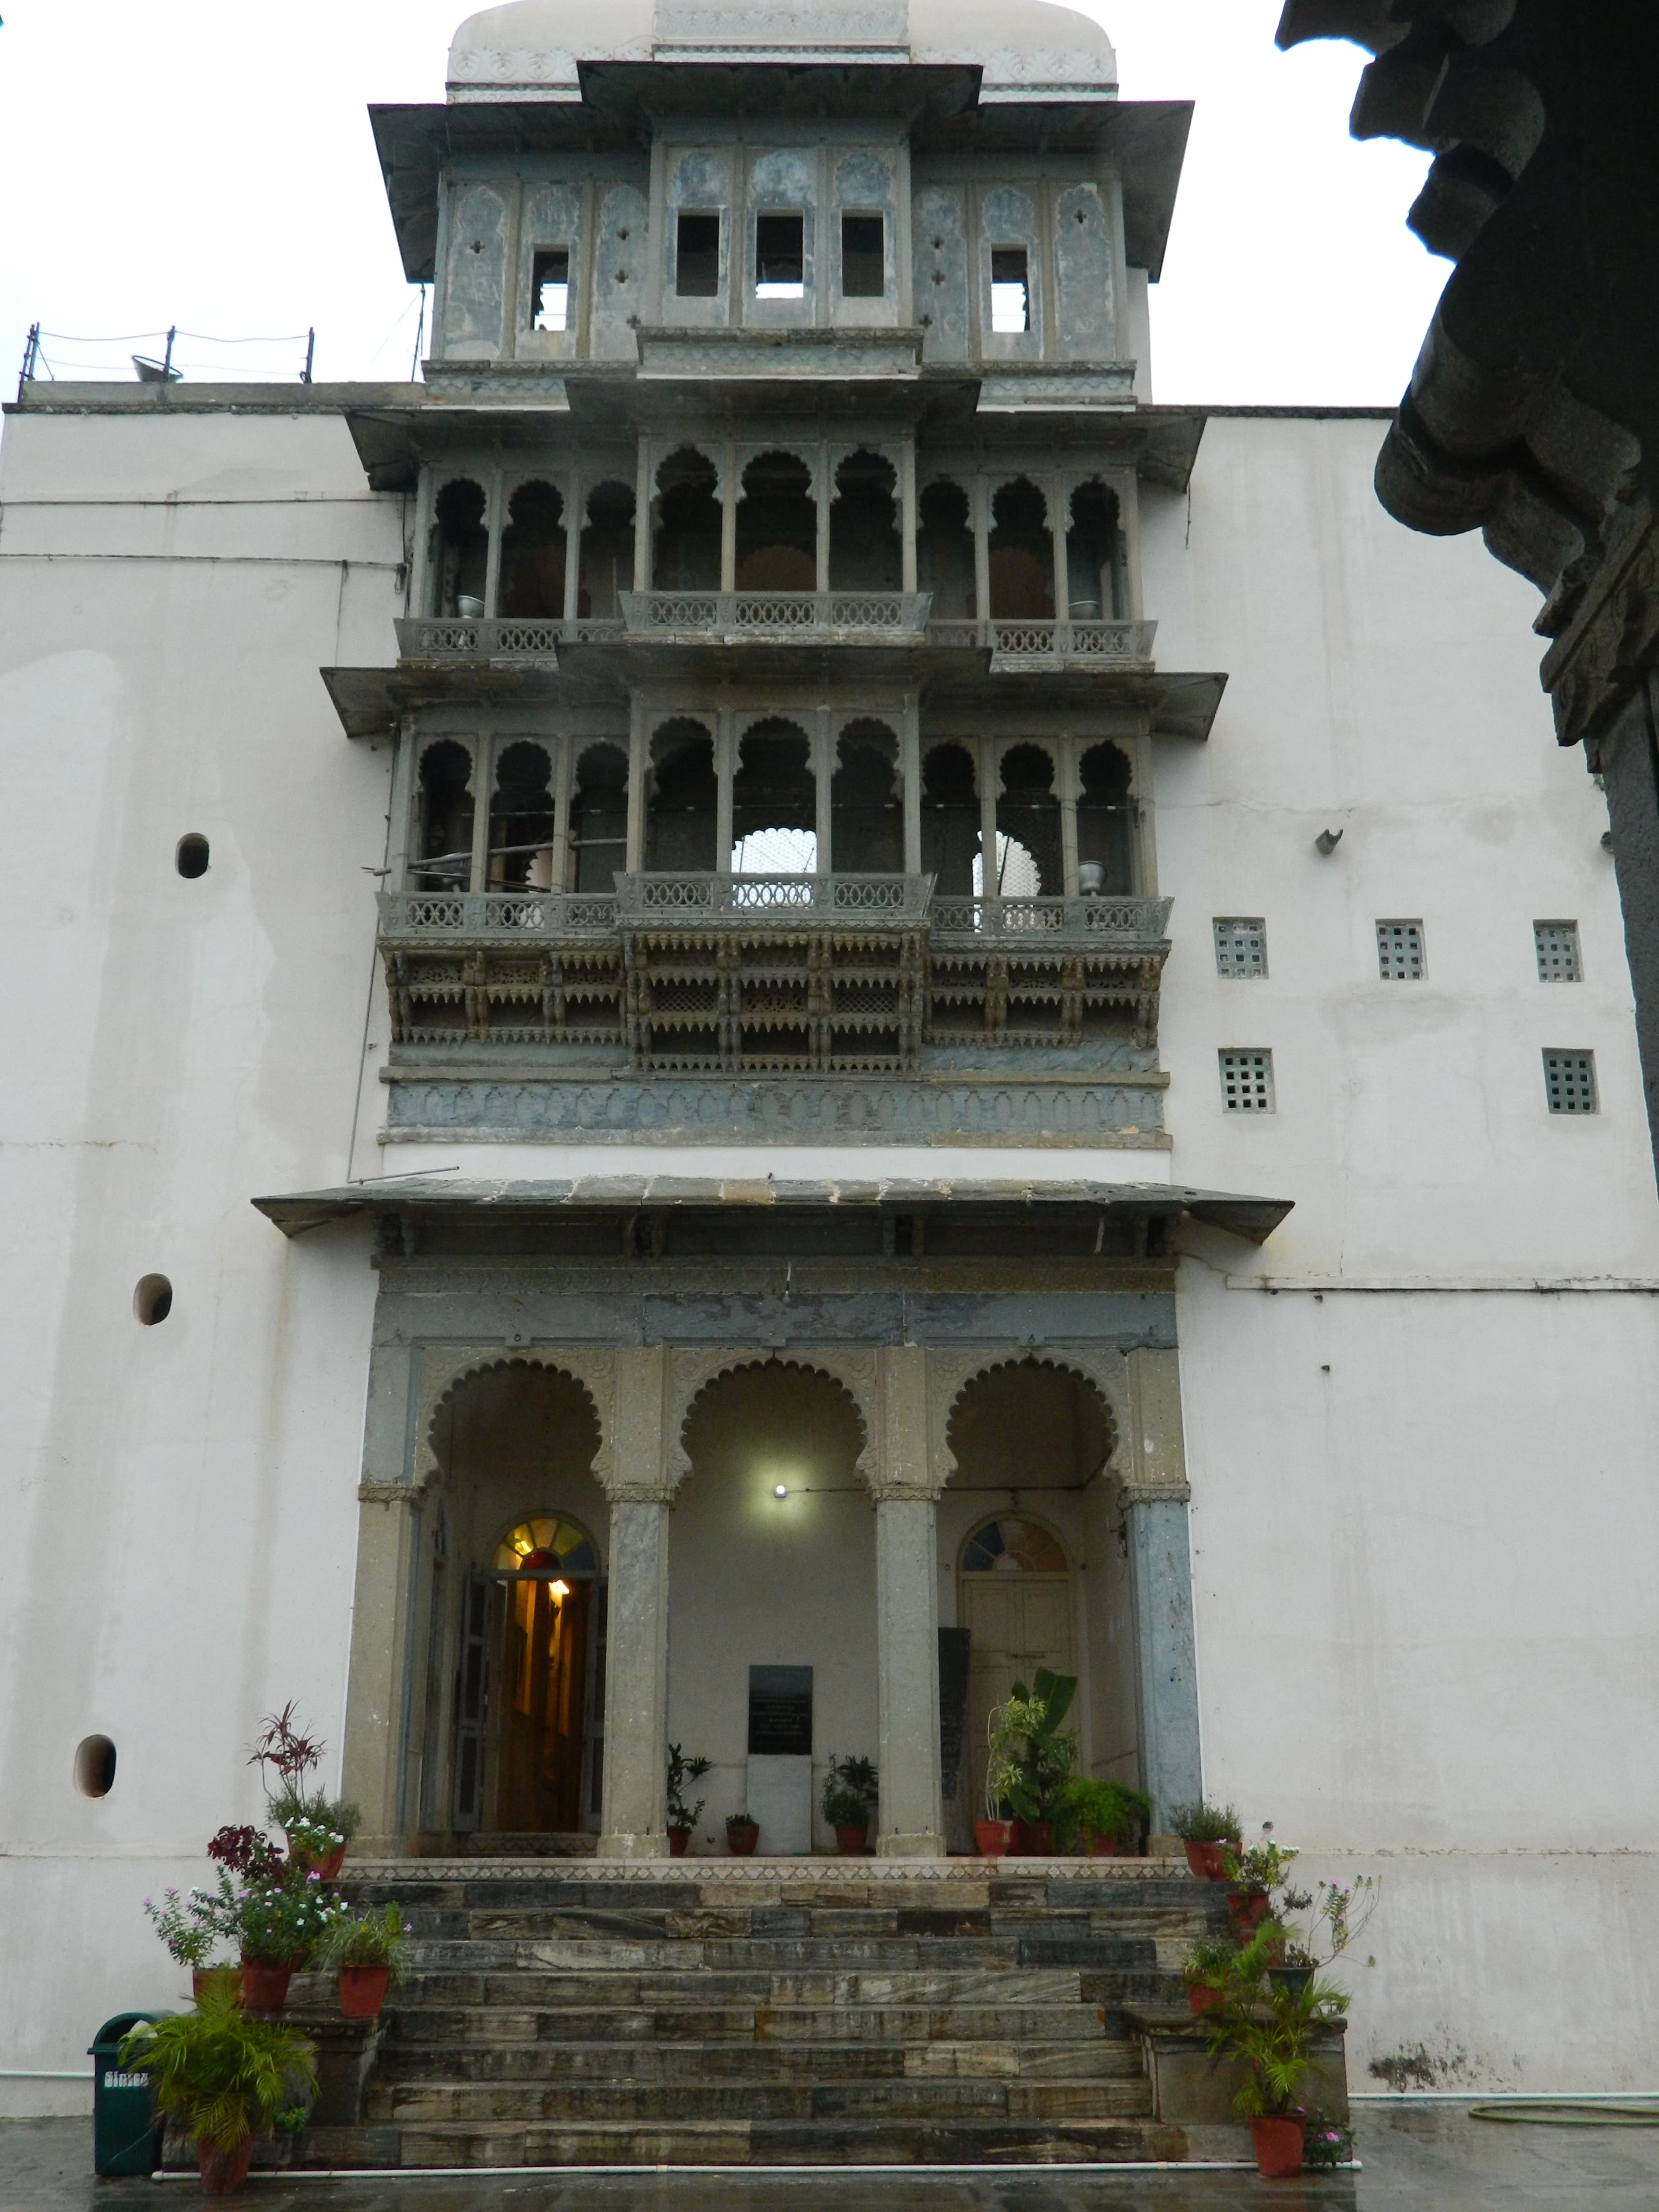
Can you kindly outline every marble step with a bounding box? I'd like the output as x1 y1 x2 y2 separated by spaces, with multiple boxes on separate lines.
405 1935 1160 1973
318 2115 1189 2167
396 1964 1099 2007
366 2074 1158 2124
380 2001 1121 2045
403 1904 1206 1942
373 2037 1146 2085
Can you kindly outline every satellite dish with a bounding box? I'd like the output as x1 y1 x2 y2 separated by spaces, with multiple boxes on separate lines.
133 355 182 384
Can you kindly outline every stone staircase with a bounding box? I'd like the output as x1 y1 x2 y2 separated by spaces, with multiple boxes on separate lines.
303 1859 1226 2168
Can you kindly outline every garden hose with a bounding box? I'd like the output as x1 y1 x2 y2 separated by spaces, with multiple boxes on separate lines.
1469 2102 1659 2126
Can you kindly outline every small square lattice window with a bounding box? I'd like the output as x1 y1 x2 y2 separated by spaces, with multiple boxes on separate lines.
1219 1049 1274 1113
1543 1050 1598 1114
1214 918 1267 978
1535 921 1582 982
1377 920 1425 980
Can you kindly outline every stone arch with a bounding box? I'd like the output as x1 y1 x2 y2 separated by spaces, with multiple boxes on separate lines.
927 1348 1123 1492
416 1347 616 1496
668 1347 877 1496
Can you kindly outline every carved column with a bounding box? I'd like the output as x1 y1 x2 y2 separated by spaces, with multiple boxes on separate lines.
483 464 505 616
1047 470 1070 631
633 438 651 590
563 466 583 623
972 475 992 632
341 1338 420 1854
871 1346 944 1857
598 1346 673 1858
900 435 918 594
1122 1347 1202 1833
720 438 737 593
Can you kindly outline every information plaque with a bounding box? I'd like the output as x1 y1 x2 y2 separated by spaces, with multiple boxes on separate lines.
747 1665 813 1756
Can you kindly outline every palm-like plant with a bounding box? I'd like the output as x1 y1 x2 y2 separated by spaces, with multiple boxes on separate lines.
118 1972 317 2154
1204 1973 1347 2119
986 1669 1078 1824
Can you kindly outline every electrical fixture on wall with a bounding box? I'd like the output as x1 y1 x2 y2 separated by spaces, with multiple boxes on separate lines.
774 1484 789 1499
1314 827 1344 855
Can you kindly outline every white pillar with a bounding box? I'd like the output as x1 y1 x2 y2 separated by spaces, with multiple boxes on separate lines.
598 1346 673 1858
871 1346 944 1857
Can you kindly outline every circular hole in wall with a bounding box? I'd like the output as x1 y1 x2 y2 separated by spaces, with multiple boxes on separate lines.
134 1274 173 1326
176 834 209 878
74 1735 117 1797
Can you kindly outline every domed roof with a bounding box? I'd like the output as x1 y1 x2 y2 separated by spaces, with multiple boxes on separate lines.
448 0 1116 100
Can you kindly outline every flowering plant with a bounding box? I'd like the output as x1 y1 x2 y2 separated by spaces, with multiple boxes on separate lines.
215 1867 344 1966
143 1887 221 1969
1303 2112 1354 2168
282 1814 347 1866
1223 1821 1300 1895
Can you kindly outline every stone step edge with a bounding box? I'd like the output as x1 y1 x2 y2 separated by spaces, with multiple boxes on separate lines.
346 1859 1186 1886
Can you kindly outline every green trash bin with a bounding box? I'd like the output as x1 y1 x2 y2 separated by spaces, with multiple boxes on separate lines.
89 2011 167 2177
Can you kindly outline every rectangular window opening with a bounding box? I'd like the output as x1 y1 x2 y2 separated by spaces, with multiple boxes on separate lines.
1376 919 1425 980
675 210 722 298
1535 920 1582 982
1543 1049 1598 1114
1219 1049 1275 1114
1214 918 1267 979
529 247 570 333
990 246 1031 333
756 210 806 299
841 211 886 297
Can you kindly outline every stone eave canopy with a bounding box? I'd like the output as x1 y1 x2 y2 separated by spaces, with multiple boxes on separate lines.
252 1175 1292 1245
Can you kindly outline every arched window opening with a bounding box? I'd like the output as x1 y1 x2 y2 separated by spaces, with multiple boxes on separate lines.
569 742 629 891
499 481 566 619
1066 480 1122 621
988 479 1053 619
646 719 718 871
921 742 981 896
494 1515 599 1576
830 449 901 591
416 740 475 888
995 743 1061 895
653 447 721 591
918 480 975 620
488 741 556 891
432 478 488 616
831 720 902 874
1077 742 1136 895
579 480 636 619
962 1515 1069 1574
735 451 816 591
733 719 816 873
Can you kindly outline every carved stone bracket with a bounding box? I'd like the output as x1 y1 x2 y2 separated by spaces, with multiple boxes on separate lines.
415 1345 616 1496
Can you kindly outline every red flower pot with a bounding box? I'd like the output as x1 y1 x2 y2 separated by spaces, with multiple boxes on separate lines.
338 1965 391 2019
667 1826 691 1858
1013 1819 1054 1855
1183 1840 1231 1881
726 1822 759 1857
198 2138 254 2195
973 1819 1014 1857
239 1959 293 2013
1085 1835 1120 1857
1250 2114 1306 2178
835 1823 869 1856
1186 1982 1226 2016
317 1844 347 1882
1227 1887 1271 1937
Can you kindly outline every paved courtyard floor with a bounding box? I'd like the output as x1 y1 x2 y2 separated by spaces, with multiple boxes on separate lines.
7 2105 1659 2211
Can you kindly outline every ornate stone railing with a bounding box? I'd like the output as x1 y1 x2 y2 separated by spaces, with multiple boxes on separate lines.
619 592 932 641
924 618 1158 666
380 889 619 938
931 894 1172 947
394 616 625 663
613 871 933 925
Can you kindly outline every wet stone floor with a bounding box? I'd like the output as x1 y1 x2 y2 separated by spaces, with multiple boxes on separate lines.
7 2107 1659 2211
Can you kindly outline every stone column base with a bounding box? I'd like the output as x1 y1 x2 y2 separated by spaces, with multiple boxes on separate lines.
598 1830 670 1860
878 1830 945 1858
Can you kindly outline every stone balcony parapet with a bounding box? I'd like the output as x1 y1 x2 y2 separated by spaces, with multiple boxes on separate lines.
619 590 932 643
928 616 1158 667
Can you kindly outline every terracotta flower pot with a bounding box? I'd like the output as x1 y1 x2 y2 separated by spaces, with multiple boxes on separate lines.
1227 1886 1271 1937
239 1959 293 2013
287 1836 347 1883
1185 1981 1226 2016
834 1823 869 1857
727 1822 759 1857
1013 1819 1054 1855
197 2137 254 2195
1183 1840 1231 1881
667 1826 691 1858
338 1964 392 2019
1084 1835 1120 1858
973 1819 1014 1856
1250 2114 1306 2178
191 1968 225 2006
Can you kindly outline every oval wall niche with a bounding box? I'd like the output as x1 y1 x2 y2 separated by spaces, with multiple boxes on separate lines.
74 1735 117 1797
134 1274 173 1326
176 834 209 878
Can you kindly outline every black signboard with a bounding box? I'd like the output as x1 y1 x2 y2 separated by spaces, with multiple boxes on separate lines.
938 1627 971 1799
748 1665 813 1756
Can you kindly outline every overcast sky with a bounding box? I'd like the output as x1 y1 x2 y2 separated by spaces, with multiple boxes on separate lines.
0 0 1442 402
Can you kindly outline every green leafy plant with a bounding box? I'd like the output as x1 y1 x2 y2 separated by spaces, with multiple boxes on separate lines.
666 1744 712 1831
143 1887 221 1970
1053 1775 1150 1852
319 1903 410 1979
726 1810 758 1835
822 1755 879 1828
215 1867 341 1966
986 1670 1078 1824
1169 1800 1241 1845
1182 1933 1239 1992
1204 1973 1348 2119
1303 2112 1354 2169
1223 1821 1300 1895
118 1973 317 2156
270 1784 361 1845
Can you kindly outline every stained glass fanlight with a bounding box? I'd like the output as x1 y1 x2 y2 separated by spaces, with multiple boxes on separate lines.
961 1516 1067 1574
493 1516 599 1574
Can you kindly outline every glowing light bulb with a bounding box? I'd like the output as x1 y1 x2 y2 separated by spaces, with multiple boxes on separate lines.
774 1483 789 1499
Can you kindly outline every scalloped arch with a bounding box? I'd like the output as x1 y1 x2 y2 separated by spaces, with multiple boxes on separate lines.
669 1347 877 1497
417 1347 615 1495
931 1350 1121 1490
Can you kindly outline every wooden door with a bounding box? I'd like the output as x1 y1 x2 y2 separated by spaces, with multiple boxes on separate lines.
962 1572 1075 1820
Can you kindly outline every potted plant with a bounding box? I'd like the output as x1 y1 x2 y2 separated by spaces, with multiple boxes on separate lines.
1181 1934 1237 2017
1169 1799 1241 1881
117 1971 317 2196
990 1669 1079 1852
250 1703 359 1878
1053 1776 1150 1857
726 1811 760 1857
822 1755 878 1854
1204 1972 1347 2178
666 1744 711 1858
1303 2110 1355 2169
219 1866 337 2013
319 1902 409 2019
144 1888 223 2000
1223 1823 1299 1938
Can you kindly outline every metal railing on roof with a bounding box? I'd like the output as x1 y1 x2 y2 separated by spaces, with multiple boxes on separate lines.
17 322 316 399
